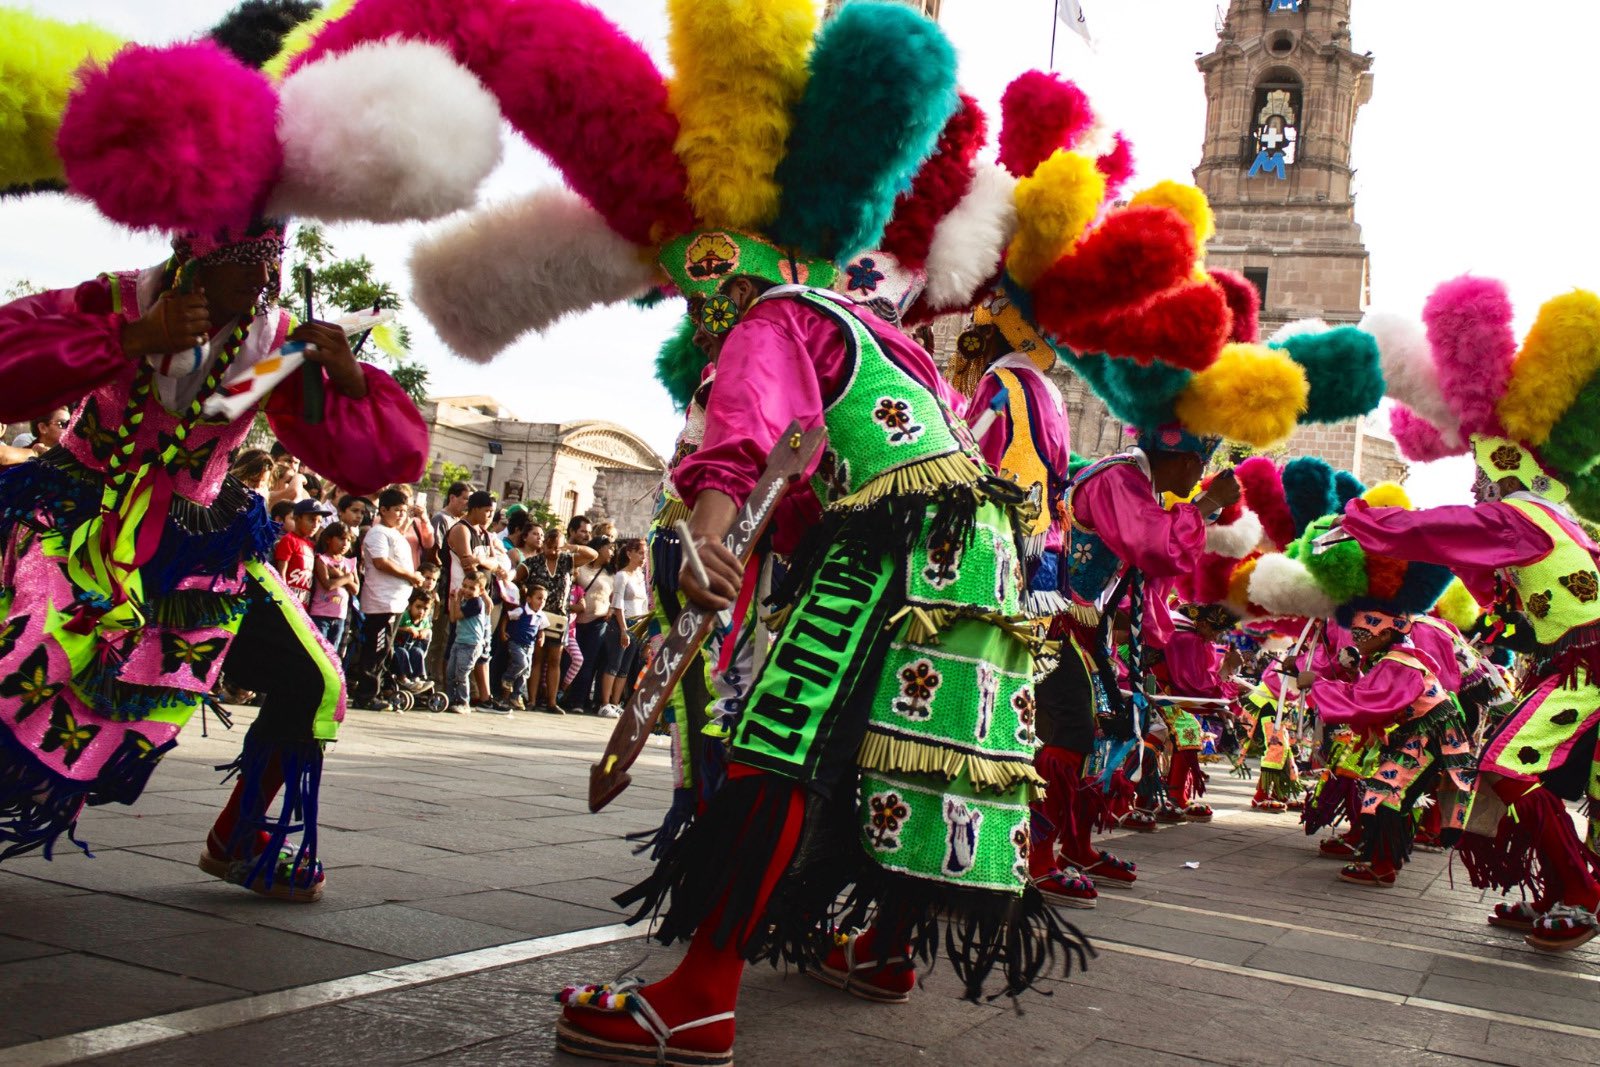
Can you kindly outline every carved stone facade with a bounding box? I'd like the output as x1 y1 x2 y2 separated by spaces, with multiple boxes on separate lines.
418 396 665 536
1194 0 1396 479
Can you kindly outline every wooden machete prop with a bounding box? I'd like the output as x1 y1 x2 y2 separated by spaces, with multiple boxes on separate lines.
588 422 826 812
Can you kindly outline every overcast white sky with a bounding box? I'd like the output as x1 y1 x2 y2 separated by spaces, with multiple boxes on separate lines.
4 0 1595 505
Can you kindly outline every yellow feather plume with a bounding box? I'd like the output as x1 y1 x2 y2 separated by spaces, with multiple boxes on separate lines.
1499 289 1600 447
1360 481 1412 510
1225 558 1258 615
0 10 123 187
264 0 358 81
1129 181 1214 248
1005 150 1105 289
667 0 815 231
1173 343 1308 448
1433 579 1481 632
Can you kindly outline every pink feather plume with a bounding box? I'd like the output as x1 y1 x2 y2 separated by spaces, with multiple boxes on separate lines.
1389 404 1464 463
1095 132 1135 199
881 94 985 271
1208 268 1261 343
1236 456 1294 550
58 42 282 234
289 0 692 246
997 71 1094 179
1422 274 1516 438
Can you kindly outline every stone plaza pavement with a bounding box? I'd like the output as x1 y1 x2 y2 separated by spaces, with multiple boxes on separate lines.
0 707 1597 1066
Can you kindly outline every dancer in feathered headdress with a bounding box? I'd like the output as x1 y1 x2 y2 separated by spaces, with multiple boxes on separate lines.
285 0 1096 1054
1332 277 1600 949
0 1 500 899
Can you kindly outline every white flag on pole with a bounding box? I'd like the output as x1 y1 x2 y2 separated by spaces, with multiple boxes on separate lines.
1056 0 1092 44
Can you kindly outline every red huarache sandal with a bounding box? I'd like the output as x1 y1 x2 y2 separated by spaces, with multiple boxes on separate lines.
1033 868 1099 909
1337 862 1395 889
1487 901 1542 931
556 981 735 1066
1523 904 1599 952
1123 809 1159 833
809 930 916 1004
1318 837 1358 859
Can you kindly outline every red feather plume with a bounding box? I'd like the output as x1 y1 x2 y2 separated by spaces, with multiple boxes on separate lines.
1208 268 1261 343
1054 279 1230 371
1030 206 1196 336
882 94 986 271
289 0 693 246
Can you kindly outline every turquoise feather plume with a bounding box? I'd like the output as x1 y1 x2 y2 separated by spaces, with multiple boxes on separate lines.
768 2 958 259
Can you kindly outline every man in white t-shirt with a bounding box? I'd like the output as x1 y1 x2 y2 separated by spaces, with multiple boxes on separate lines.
352 487 427 706
426 480 473 686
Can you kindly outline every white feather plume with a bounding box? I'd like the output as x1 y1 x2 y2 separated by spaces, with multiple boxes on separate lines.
921 163 1017 312
1248 553 1337 620
409 188 658 363
1360 308 1462 441
1205 510 1264 559
1267 317 1329 345
269 41 503 223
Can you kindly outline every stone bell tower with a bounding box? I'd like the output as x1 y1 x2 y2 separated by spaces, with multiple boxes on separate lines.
1195 0 1402 483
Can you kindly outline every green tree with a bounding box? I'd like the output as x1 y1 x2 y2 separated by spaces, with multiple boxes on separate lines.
419 460 474 496
2 278 43 302
286 225 429 407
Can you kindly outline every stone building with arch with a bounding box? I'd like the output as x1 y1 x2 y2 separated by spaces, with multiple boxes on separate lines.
418 396 666 537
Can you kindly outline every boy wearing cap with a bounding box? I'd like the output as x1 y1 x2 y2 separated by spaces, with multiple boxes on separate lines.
276 498 333 605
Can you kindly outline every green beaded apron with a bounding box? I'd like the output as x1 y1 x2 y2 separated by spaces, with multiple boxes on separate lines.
730 289 1038 895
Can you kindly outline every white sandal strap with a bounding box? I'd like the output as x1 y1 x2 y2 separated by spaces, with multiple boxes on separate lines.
614 985 733 1065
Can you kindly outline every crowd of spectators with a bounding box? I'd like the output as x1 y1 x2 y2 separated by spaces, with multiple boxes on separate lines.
218 451 650 718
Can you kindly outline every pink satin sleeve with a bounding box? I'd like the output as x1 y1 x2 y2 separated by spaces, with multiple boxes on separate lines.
674 309 831 509
965 373 1008 470
1077 463 1207 580
1310 658 1425 730
1164 631 1225 697
1407 621 1463 691
266 362 428 497
1344 502 1551 570
0 279 136 422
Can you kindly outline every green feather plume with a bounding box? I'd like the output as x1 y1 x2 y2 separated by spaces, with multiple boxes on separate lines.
1271 326 1385 424
1333 470 1366 508
1069 353 1189 430
1299 515 1369 603
1282 456 1336 537
1539 365 1600 477
769 2 958 259
654 315 704 412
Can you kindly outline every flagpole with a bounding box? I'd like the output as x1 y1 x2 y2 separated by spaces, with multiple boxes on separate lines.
1049 0 1059 69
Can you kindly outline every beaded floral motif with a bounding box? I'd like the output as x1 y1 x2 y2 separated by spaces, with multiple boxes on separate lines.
1490 444 1524 471
923 534 962 589
1559 571 1600 603
891 659 942 721
1011 823 1030 883
868 791 911 852
1526 590 1552 619
1012 687 1037 746
872 396 924 446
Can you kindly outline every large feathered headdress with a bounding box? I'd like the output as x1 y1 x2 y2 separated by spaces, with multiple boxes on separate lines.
0 1 503 239
278 0 963 363
1367 275 1600 518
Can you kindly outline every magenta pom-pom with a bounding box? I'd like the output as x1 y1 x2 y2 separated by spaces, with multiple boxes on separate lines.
1209 268 1261 343
1236 456 1295 550
1389 405 1463 463
1423 274 1515 438
58 42 282 234
882 94 986 271
290 0 692 246
1095 132 1135 198
997 71 1094 178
